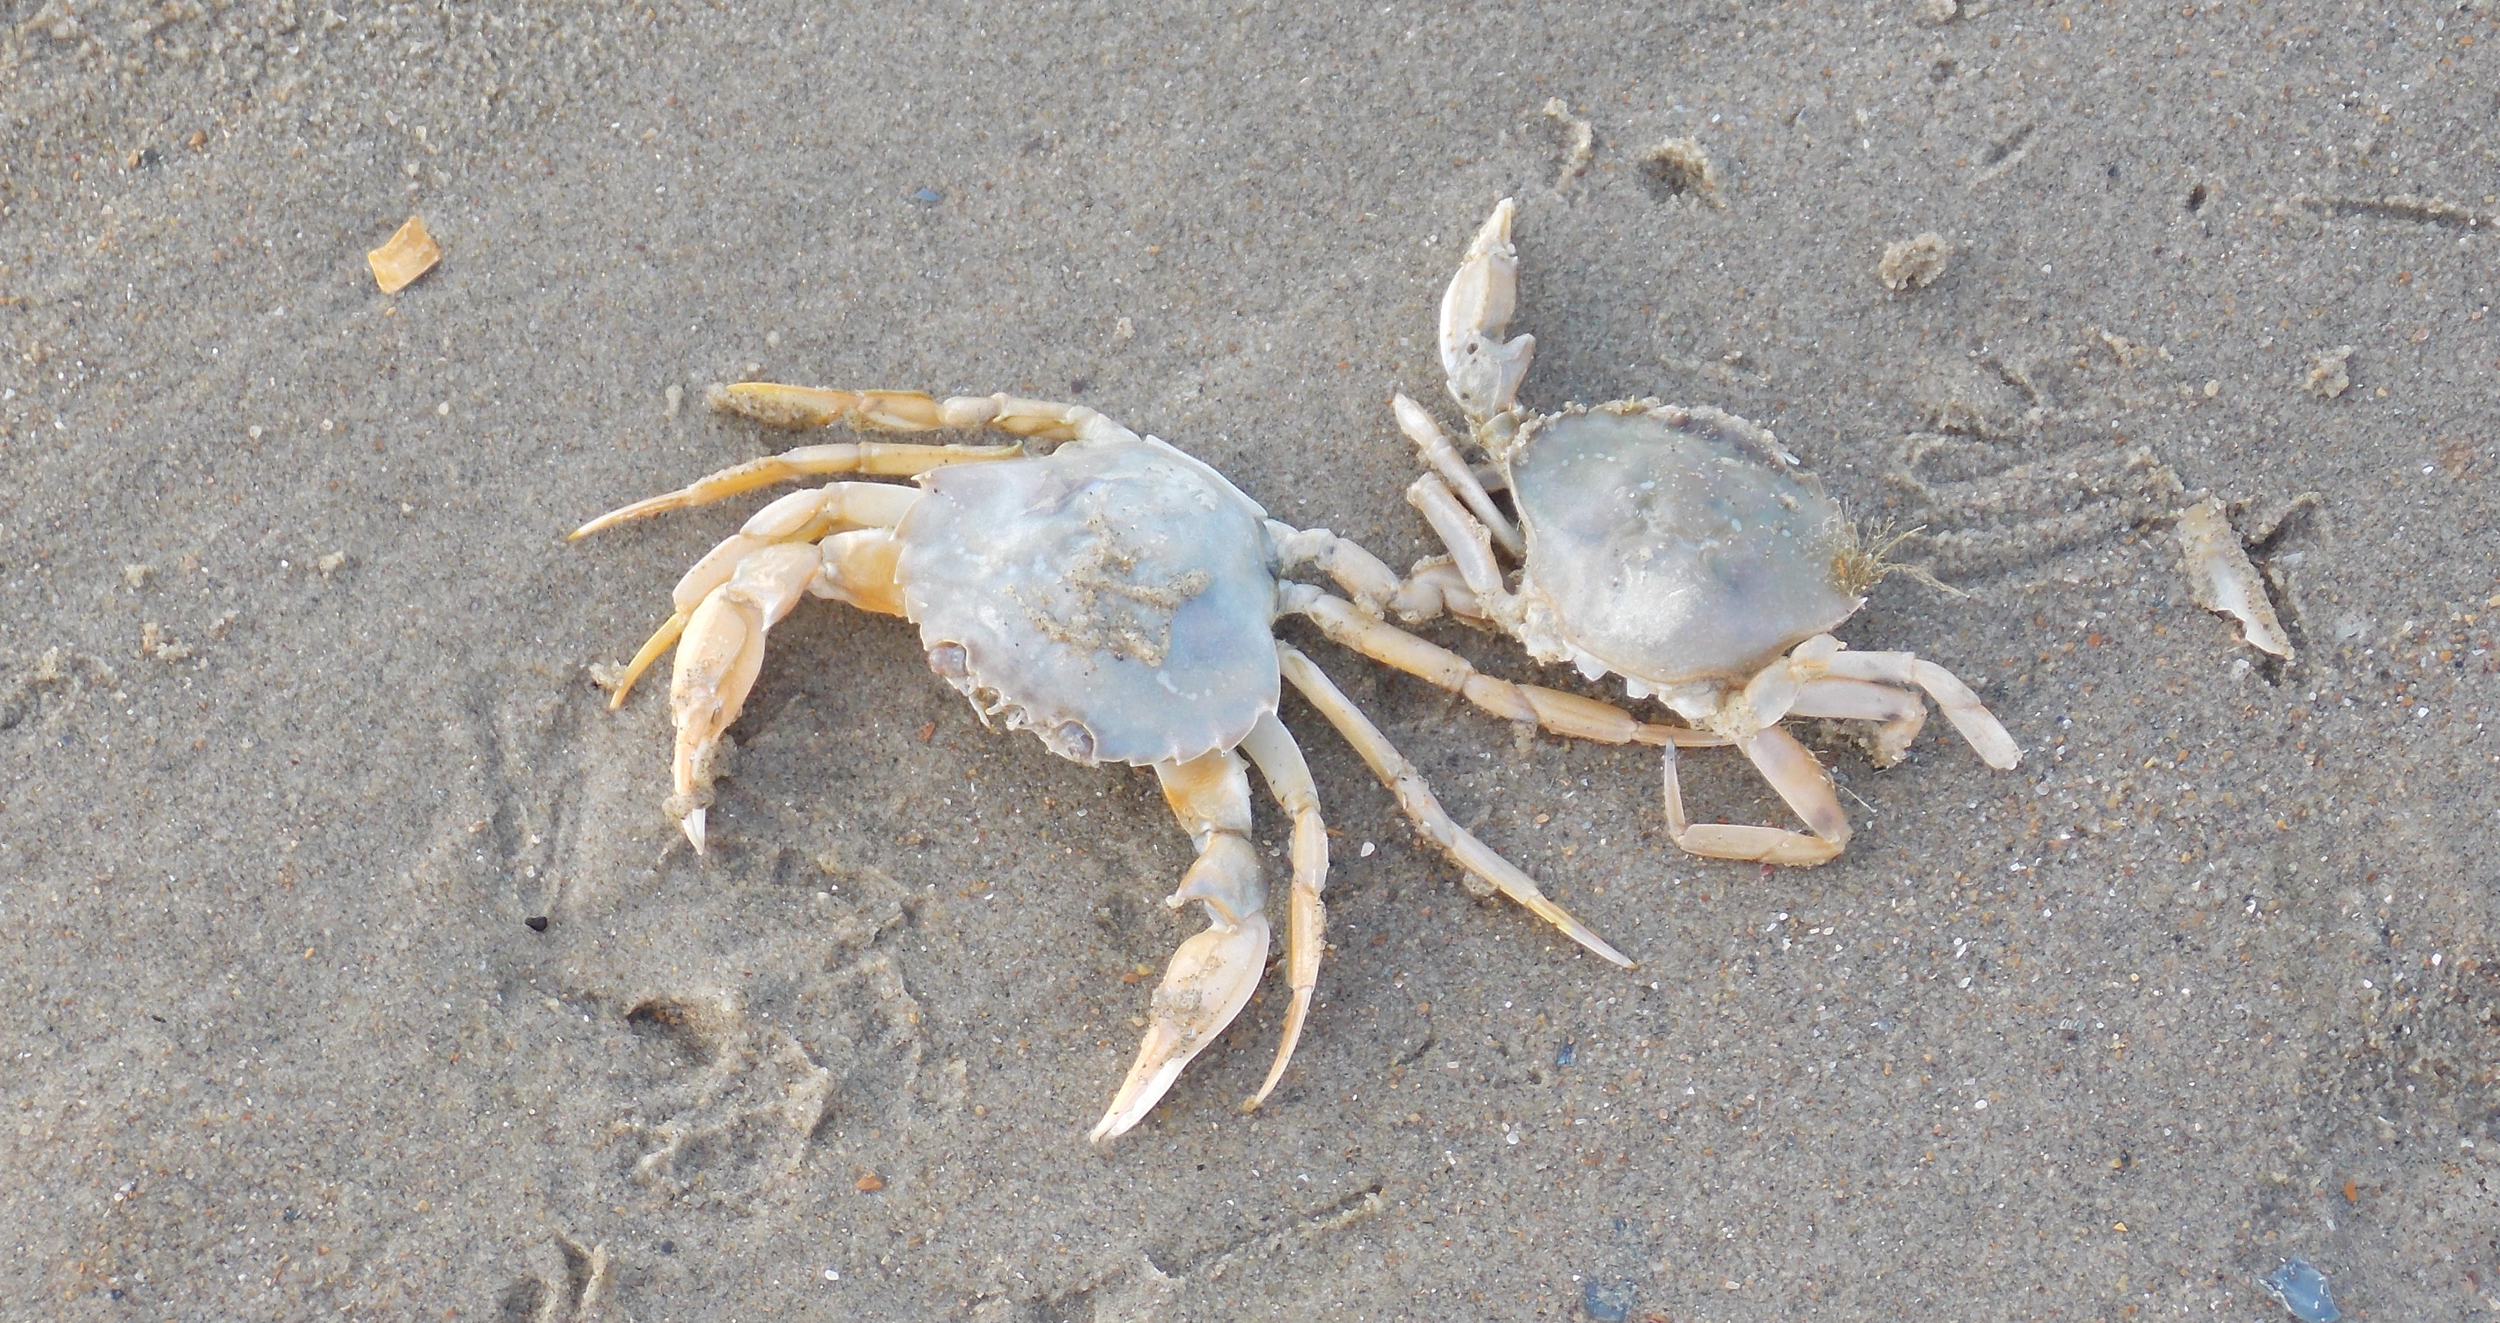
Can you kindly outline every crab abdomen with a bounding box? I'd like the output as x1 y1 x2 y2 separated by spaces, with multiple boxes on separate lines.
1509 405 1860 687
896 436 1280 766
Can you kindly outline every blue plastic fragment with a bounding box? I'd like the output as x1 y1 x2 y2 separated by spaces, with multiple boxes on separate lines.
1580 1277 1634 1321
2256 1256 2339 1323
908 187 942 205
1556 1040 1576 1067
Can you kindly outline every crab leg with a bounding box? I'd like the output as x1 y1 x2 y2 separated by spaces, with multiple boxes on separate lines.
607 483 921 706
1397 560 1485 623
1790 636 2023 769
1270 525 1483 624
1281 585 1723 750
1236 713 1329 1112
571 439 1010 536
1276 644 1632 969
1439 197 1537 425
1658 731 1850 867
1405 474 1523 627
1782 678 1931 768
811 529 908 616
575 382 1157 535
707 382 1145 445
1093 749 1271 1144
1391 394 1521 555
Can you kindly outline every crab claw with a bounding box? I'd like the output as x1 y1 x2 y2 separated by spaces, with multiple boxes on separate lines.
662 543 821 852
1439 197 1536 423
1091 835 1271 1144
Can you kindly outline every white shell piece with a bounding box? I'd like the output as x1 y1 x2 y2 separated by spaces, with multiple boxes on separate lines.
896 436 1281 766
1507 406 1861 686
2176 496 2292 658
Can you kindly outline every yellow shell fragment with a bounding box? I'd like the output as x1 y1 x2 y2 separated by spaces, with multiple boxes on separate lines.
2177 496 2292 658
366 216 441 294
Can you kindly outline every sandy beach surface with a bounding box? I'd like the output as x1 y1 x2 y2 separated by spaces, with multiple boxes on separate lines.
5 2 2496 1319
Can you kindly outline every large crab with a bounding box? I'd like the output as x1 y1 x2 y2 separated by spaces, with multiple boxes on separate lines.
1336 199 2023 865
572 384 1697 1140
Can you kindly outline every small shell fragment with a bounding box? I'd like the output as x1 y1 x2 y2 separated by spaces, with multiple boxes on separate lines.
2302 345 2353 399
1878 233 1949 290
366 216 441 294
2177 496 2291 658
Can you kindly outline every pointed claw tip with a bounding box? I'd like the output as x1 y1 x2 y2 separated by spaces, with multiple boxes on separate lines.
1092 1051 1196 1145
1566 929 1626 966
573 510 641 538
1572 927 1634 969
1475 197 1518 250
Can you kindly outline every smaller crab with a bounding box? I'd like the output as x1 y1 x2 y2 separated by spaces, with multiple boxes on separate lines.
1338 199 2022 865
573 383 1677 1140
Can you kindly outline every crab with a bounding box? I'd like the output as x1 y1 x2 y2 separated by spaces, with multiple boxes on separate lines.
1338 199 2023 865
572 383 1704 1140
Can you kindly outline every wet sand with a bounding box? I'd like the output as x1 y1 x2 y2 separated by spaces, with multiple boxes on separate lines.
4 3 2495 1318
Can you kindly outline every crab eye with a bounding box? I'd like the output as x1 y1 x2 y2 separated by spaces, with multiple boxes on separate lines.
1053 721 1096 761
926 643 969 678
